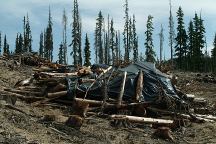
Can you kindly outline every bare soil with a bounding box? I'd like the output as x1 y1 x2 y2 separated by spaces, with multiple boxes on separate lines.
0 61 216 144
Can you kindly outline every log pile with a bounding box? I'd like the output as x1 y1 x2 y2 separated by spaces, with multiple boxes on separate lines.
0 56 216 142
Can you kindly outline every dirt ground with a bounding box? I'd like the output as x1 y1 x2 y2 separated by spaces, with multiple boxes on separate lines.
0 60 216 144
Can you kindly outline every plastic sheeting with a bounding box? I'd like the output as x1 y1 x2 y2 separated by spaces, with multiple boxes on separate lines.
109 61 180 102
77 61 181 103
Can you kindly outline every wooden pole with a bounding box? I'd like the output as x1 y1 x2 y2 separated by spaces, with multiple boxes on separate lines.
110 115 174 125
117 71 127 107
134 70 143 102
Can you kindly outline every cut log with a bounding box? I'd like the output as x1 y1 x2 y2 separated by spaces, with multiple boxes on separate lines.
39 72 78 77
110 115 174 125
47 91 67 98
4 88 42 96
134 70 143 102
57 98 150 109
50 83 67 93
148 107 214 123
153 127 174 142
17 86 43 92
195 114 216 121
32 91 67 106
117 71 127 107
65 115 84 130
1 90 44 102
72 100 89 117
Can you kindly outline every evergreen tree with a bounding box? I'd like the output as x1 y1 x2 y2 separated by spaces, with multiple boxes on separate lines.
104 15 110 65
62 9 68 64
175 7 187 69
193 13 206 71
144 15 156 63
84 33 91 66
110 19 116 65
159 24 164 64
18 34 23 54
128 17 133 59
115 32 119 64
15 34 19 53
3 35 9 55
168 0 175 66
94 26 98 63
23 16 26 52
15 33 23 54
187 20 194 70
123 0 130 62
212 33 216 73
71 0 82 66
44 7 53 61
39 32 44 57
23 14 32 53
58 43 64 64
132 15 138 62
95 11 104 64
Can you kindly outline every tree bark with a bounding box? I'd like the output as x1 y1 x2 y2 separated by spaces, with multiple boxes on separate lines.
117 71 127 107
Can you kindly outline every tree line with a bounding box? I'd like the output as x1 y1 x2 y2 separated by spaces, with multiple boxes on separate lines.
0 0 216 73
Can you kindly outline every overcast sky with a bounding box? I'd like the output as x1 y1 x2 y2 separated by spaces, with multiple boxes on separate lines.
0 0 215 62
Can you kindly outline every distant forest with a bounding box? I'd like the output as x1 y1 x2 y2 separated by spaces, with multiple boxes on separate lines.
0 0 216 73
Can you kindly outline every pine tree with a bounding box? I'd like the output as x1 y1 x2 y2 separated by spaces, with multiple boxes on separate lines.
44 7 53 61
104 15 110 65
39 32 44 57
94 27 98 63
168 0 175 66
3 35 9 55
18 34 23 54
128 17 133 59
95 11 104 64
212 33 216 73
144 15 156 63
175 7 187 70
23 16 26 52
115 32 119 64
15 33 24 54
84 33 91 66
71 0 82 66
159 24 164 64
23 14 32 53
123 0 130 62
193 13 206 71
58 43 64 64
132 15 138 62
110 19 116 65
187 20 194 70
62 9 68 64
15 34 19 54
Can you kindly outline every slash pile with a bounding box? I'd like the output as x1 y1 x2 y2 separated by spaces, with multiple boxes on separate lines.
0 56 216 142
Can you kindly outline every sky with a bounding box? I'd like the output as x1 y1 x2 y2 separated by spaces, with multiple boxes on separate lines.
0 0 215 63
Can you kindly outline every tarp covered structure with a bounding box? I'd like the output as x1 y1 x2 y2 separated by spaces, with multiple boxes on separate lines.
77 61 181 103
109 61 180 102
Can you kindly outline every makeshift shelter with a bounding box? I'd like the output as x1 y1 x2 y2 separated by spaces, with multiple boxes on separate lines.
109 61 180 102
78 61 181 104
